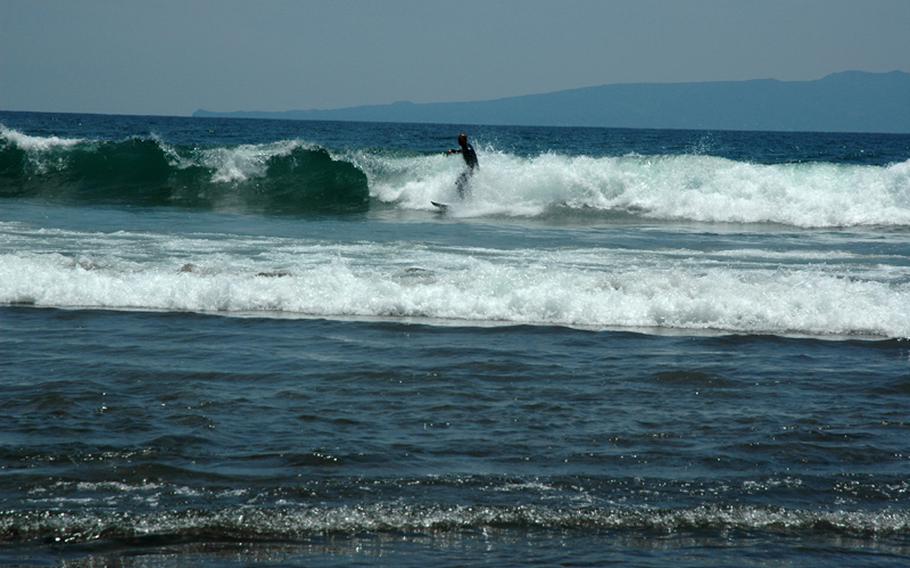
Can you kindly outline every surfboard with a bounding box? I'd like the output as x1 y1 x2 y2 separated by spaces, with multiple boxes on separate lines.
431 201 449 211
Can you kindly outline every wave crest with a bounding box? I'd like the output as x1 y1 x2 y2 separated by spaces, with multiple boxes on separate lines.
5 125 910 226
0 127 369 213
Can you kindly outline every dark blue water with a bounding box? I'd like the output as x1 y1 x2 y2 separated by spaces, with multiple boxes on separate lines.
3 110 910 163
1 111 910 566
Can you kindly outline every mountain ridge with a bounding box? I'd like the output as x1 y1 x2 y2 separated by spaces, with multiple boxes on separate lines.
194 71 910 133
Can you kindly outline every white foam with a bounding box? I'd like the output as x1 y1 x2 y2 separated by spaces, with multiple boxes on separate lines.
0 125 319 185
356 150 910 227
2 236 908 337
0 125 83 151
6 503 910 539
197 140 310 183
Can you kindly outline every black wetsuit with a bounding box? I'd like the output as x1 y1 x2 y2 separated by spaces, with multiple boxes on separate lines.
461 144 478 169
456 144 478 198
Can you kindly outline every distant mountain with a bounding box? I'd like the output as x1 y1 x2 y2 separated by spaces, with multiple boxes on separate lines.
194 71 910 133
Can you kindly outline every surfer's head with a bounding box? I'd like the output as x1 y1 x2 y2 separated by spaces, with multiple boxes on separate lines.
458 132 468 147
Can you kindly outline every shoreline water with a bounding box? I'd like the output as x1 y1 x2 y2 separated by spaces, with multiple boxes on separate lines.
1 112 909 566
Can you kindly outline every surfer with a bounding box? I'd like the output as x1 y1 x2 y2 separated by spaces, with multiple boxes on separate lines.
446 132 478 198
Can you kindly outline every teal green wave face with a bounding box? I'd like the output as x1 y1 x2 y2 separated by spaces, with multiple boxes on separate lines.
0 136 369 213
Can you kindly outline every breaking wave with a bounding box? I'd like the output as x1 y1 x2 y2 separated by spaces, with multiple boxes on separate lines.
0 127 369 213
4 126 910 226
353 148 910 227
1 231 908 337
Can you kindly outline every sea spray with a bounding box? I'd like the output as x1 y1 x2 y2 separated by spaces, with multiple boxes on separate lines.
358 149 910 227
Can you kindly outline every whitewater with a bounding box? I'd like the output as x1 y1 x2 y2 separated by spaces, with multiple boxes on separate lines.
2 223 909 337
360 150 910 227
2 120 910 337
2 111 910 567
4 124 910 226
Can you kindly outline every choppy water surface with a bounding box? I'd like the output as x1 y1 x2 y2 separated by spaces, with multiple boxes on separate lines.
1 111 909 566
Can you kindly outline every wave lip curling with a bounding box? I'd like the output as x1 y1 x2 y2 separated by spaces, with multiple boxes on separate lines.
0 127 369 213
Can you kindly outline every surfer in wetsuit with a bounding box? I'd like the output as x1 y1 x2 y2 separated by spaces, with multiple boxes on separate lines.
446 132 478 198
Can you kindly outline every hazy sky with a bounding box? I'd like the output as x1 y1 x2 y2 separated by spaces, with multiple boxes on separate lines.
2 0 908 116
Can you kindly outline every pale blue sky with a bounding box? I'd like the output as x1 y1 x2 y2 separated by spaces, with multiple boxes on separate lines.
2 0 908 116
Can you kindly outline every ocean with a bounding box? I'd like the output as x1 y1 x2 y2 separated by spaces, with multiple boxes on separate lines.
1 110 909 566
